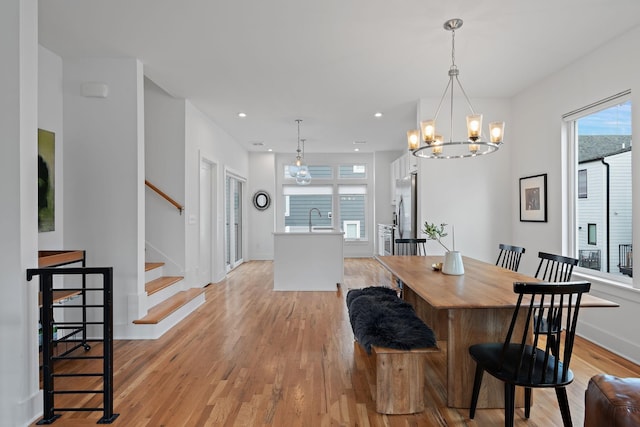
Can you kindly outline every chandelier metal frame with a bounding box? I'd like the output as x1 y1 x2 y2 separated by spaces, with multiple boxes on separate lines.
409 18 504 159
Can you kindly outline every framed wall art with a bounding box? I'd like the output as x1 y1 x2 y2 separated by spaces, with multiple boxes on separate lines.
38 129 55 232
519 173 547 222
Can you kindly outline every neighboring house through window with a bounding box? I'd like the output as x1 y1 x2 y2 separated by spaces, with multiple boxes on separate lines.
280 158 371 241
564 93 632 279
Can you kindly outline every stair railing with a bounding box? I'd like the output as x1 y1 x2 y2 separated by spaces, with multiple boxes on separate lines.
27 266 119 424
145 180 184 214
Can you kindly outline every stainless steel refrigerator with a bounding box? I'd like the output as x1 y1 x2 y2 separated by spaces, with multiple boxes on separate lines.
395 173 417 240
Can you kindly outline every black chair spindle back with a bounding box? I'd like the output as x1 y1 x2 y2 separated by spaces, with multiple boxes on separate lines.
496 244 526 272
469 280 591 427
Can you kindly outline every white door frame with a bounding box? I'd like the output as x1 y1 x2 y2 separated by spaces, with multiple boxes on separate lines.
225 169 246 272
199 158 218 285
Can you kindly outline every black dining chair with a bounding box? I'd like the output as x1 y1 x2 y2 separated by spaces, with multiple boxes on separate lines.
469 280 591 427
534 252 580 353
535 252 578 282
395 238 427 256
496 244 526 272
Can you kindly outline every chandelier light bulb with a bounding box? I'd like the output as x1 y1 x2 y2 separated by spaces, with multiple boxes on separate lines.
467 114 483 141
432 135 444 155
420 120 436 143
407 130 420 150
490 122 505 143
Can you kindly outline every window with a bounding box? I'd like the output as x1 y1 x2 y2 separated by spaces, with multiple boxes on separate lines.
343 221 361 239
284 165 333 179
309 165 333 179
588 223 597 245
339 164 366 179
565 93 632 279
339 185 367 240
277 154 373 250
283 185 333 232
578 169 587 198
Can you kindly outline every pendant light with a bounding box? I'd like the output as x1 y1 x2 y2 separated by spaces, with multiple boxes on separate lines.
289 119 312 184
295 139 311 185
408 19 505 159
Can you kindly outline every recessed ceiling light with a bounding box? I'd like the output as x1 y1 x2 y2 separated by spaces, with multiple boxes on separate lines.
237 112 247 118
268 148 273 152
354 148 360 152
374 112 383 118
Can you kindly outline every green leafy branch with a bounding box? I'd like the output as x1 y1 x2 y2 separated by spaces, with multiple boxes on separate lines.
423 221 450 252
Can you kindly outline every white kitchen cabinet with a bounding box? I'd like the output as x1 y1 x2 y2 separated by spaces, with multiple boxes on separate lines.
390 152 417 205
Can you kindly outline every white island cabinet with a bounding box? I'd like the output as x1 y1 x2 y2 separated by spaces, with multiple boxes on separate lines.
273 232 344 291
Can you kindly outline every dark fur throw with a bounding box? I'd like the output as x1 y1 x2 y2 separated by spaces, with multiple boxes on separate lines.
346 287 437 354
346 286 397 308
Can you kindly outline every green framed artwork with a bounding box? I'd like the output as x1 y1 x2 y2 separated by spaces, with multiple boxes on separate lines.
38 129 55 232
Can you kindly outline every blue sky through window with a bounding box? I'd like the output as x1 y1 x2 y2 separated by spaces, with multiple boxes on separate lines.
577 100 632 135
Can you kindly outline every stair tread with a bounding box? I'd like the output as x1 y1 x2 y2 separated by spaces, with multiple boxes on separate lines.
133 288 204 324
145 262 165 272
146 276 183 295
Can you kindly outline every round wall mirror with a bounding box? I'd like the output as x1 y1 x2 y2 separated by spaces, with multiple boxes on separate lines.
252 190 271 211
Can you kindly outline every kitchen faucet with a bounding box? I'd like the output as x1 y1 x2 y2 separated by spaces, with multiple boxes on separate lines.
308 208 321 232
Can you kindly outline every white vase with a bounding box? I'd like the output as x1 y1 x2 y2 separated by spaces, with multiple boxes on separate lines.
442 251 464 275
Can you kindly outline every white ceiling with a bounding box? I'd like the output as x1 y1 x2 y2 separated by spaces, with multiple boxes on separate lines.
38 0 640 154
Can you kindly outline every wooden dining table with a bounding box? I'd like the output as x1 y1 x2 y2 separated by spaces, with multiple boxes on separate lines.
375 255 619 409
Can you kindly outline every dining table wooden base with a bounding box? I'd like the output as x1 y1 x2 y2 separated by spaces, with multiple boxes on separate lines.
376 255 619 410
404 285 527 408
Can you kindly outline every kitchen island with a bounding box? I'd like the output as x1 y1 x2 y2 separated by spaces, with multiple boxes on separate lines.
273 231 344 291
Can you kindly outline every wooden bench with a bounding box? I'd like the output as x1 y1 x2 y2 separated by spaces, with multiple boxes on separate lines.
347 286 439 414
363 343 439 414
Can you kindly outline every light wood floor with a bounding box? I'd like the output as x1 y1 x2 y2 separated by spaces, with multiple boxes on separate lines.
35 259 640 426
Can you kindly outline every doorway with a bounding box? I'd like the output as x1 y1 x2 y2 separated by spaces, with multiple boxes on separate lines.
225 173 245 272
199 159 218 285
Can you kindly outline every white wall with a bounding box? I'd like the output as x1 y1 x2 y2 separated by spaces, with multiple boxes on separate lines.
0 0 41 425
62 58 146 335
511 25 640 363
38 46 64 250
248 152 276 260
416 97 513 261
184 102 249 284
374 151 400 225
144 77 186 275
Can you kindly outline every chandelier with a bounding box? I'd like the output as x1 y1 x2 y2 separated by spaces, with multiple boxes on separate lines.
408 19 505 159
289 119 311 185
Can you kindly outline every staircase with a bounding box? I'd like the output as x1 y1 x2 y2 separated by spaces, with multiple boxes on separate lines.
132 262 205 339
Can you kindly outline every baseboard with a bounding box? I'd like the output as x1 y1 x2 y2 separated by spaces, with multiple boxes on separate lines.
578 320 640 365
